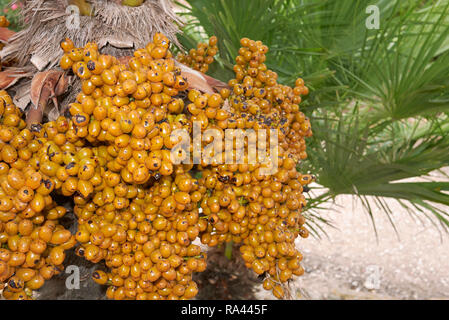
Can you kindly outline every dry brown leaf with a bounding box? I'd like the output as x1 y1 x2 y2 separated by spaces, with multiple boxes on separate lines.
28 70 66 125
55 73 70 96
202 73 229 92
176 62 229 94
30 71 64 109
177 63 213 94
0 27 15 43
0 70 25 89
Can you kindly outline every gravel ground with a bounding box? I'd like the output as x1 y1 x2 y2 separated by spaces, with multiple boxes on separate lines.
256 169 449 300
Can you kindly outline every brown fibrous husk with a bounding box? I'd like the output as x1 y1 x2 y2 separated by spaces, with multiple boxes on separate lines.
0 0 183 119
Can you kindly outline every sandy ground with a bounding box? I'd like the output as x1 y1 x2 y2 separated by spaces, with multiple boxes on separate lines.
256 169 449 300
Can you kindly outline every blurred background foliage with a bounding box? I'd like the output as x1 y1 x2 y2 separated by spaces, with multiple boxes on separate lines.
175 0 449 236
0 0 22 31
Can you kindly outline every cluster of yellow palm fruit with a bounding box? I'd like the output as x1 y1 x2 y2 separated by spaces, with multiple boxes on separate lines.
191 37 313 298
0 32 313 300
58 33 209 300
0 91 76 300
176 36 218 73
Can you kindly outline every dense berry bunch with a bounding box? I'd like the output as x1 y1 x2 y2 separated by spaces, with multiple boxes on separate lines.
0 33 313 300
0 92 76 300
189 37 314 298
76 170 208 300
176 36 218 73
57 33 210 300
227 37 311 160
59 34 189 183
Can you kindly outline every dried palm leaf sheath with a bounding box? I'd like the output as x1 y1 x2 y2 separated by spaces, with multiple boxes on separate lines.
3 0 182 67
0 0 182 118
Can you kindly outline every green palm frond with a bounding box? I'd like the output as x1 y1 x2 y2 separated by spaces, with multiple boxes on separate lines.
351 2 449 119
304 110 449 228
